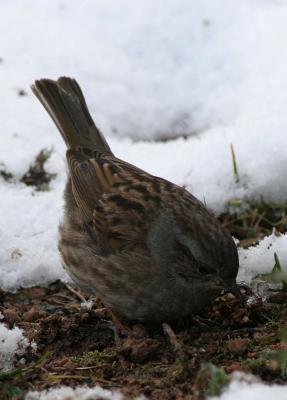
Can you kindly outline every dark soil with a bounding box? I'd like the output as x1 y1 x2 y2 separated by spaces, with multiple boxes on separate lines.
1 281 287 400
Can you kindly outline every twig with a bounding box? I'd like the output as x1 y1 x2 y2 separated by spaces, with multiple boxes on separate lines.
162 323 189 373
230 143 240 183
48 373 89 381
163 323 184 357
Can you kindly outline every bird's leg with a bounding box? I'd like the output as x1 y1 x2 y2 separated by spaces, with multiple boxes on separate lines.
64 283 88 303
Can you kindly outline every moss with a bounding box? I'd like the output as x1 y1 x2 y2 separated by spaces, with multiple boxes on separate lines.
135 363 168 378
167 358 186 383
72 350 116 367
194 363 229 399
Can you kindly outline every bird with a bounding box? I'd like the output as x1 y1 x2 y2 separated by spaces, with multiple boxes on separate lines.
31 77 240 322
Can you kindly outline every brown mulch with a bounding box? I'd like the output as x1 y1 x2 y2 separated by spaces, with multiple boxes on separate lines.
1 281 287 400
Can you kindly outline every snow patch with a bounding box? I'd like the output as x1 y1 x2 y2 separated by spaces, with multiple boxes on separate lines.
26 385 145 400
210 372 287 400
0 323 34 372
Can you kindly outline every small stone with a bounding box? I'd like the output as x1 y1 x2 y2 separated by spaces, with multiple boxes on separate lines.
18 89 27 96
226 338 250 354
3 308 20 324
10 248 22 259
118 338 161 363
213 310 221 319
226 292 236 301
27 287 47 299
22 306 47 322
225 362 243 373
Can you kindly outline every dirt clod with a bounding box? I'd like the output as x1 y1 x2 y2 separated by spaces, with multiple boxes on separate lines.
226 338 250 354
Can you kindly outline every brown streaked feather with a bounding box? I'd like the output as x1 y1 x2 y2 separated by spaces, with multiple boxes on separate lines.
31 78 113 153
67 149 126 205
57 77 88 107
66 146 163 252
66 150 100 220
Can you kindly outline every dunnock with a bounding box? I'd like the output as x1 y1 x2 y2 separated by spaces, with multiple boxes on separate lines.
31 77 239 321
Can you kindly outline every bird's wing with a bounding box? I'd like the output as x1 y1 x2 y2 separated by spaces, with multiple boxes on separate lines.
66 147 163 253
67 147 228 280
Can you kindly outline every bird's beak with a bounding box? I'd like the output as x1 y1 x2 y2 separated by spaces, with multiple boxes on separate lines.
229 282 245 305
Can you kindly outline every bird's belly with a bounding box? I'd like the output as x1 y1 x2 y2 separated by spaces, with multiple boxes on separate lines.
59 223 222 321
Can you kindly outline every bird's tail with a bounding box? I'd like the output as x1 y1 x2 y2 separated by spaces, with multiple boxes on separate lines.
31 77 113 154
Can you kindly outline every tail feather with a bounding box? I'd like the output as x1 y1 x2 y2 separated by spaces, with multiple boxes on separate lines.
31 77 113 154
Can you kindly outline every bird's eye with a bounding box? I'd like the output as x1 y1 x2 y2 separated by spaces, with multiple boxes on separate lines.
197 264 212 274
174 241 192 258
174 240 212 275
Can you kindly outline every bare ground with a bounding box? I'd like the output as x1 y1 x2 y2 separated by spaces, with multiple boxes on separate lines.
1 280 287 400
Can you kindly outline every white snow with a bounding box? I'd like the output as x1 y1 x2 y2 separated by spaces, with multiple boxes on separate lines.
211 372 287 400
26 385 128 400
0 0 287 396
25 373 287 400
0 323 32 371
80 300 94 311
238 232 287 284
